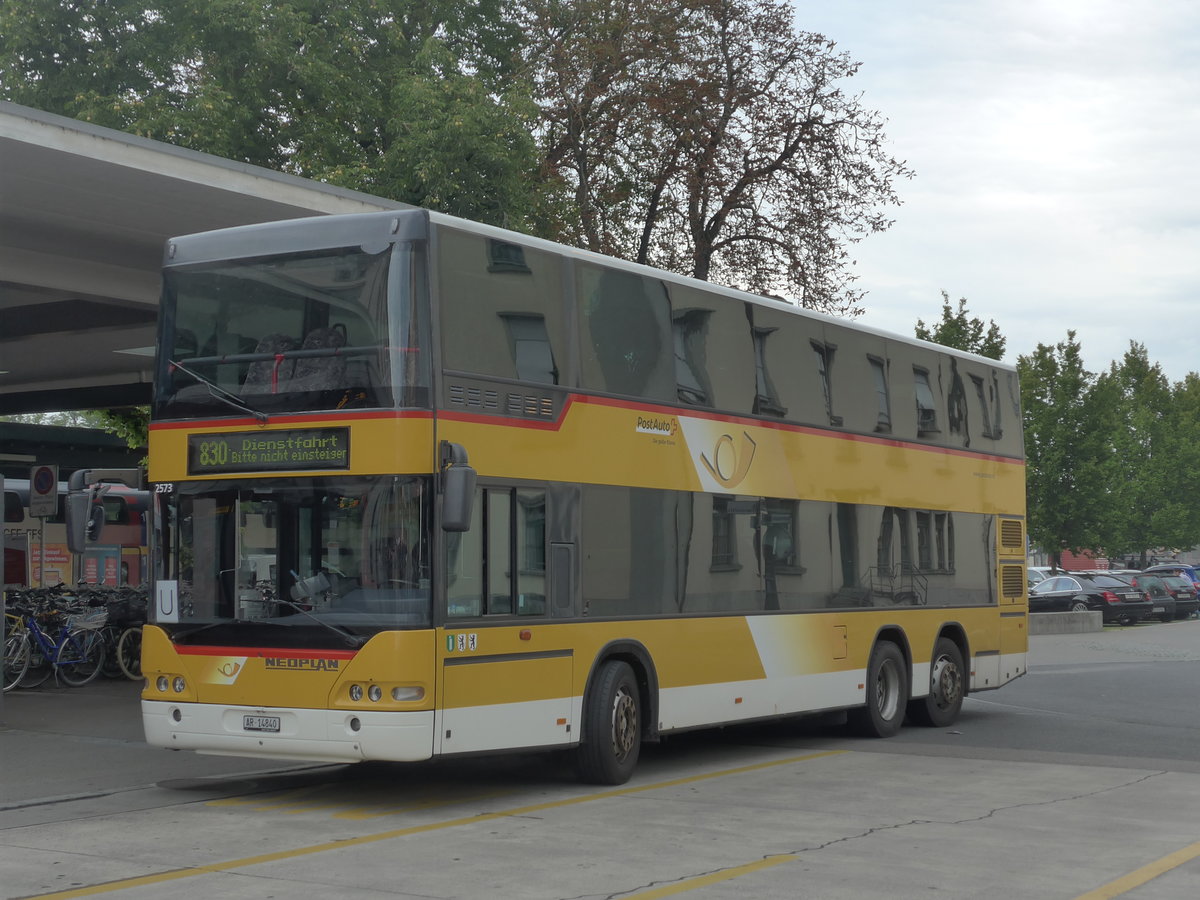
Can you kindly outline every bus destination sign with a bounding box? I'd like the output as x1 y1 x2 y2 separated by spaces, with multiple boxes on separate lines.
187 428 351 475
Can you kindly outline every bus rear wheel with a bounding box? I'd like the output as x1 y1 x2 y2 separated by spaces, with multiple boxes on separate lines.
907 637 964 727
848 641 907 738
576 660 641 785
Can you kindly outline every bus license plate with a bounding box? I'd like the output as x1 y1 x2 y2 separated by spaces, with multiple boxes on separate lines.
244 715 281 733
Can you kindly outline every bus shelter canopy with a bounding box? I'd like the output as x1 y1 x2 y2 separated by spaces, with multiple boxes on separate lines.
0 101 404 416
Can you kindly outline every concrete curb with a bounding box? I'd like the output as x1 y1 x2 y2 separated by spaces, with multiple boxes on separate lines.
1028 610 1103 634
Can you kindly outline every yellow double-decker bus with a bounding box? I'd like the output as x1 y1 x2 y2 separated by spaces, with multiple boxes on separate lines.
142 209 1027 784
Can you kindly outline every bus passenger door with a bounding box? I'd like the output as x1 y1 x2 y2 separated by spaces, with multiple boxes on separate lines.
438 485 575 755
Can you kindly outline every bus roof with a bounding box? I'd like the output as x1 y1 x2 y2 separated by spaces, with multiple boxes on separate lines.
165 208 1018 375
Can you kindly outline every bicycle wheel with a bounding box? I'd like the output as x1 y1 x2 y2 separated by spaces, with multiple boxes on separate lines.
20 639 52 688
3 631 30 692
116 625 142 680
98 625 125 679
55 628 106 686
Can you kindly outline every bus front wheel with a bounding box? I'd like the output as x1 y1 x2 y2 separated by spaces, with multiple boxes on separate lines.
907 637 965 727
848 641 907 738
576 660 641 785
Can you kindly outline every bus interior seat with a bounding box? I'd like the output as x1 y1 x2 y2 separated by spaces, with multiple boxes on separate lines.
292 324 348 391
243 333 300 394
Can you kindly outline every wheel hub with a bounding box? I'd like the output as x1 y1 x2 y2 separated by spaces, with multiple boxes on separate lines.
611 687 637 760
930 656 963 709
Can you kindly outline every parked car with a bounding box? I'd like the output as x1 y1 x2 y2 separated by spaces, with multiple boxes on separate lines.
1028 573 1154 624
1157 574 1199 619
1027 566 1055 586
1143 563 1200 592
1110 573 1176 623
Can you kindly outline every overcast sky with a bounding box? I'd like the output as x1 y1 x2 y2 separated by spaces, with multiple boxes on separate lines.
797 0 1200 383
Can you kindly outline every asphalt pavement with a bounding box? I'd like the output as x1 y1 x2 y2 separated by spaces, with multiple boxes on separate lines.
5 626 1200 900
6 624 1200 808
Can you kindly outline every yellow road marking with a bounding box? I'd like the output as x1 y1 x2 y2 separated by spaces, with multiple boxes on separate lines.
624 855 796 898
1073 840 1200 900
208 781 518 819
27 751 846 899
609 819 1200 899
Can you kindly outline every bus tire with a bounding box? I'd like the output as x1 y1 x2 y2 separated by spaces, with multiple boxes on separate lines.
907 637 964 728
575 660 641 785
848 640 907 738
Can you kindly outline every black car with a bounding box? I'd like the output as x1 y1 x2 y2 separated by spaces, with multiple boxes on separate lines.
1028 573 1154 625
1158 574 1200 619
1111 573 1176 623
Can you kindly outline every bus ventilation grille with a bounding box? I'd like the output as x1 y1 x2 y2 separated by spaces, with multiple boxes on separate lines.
999 519 1024 550
448 383 555 420
1001 565 1025 598
507 393 555 419
449 385 499 410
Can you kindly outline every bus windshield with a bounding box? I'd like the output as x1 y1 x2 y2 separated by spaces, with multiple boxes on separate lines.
154 476 432 646
154 242 429 418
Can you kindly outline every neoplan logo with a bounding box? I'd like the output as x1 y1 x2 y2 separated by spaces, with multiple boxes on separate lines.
264 657 341 672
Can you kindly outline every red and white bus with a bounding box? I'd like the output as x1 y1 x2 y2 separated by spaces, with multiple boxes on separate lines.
3 477 148 588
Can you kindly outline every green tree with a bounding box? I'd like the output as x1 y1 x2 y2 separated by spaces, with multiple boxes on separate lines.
90 408 151 463
1169 373 1200 546
1018 332 1116 571
0 0 544 229
522 0 911 314
915 292 1006 360
1100 344 1194 563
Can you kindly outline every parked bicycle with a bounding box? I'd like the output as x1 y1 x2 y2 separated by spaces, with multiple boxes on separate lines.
88 587 148 680
3 612 30 692
2 589 108 689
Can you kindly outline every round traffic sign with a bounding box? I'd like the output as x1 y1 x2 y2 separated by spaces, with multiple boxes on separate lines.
32 465 56 495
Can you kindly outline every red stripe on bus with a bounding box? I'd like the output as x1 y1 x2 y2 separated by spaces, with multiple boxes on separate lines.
173 645 359 660
440 393 1022 466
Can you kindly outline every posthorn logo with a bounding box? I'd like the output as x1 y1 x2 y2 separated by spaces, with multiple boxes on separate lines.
700 431 757 489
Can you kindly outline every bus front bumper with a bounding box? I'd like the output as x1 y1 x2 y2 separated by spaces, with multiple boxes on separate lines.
142 700 435 764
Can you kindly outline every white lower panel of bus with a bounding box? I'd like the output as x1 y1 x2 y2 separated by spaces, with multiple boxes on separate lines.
437 697 574 756
969 651 1027 691
142 700 435 763
657 669 864 731
647 650 1027 735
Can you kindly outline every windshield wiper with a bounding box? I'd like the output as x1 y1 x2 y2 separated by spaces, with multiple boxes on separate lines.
171 608 364 650
169 359 269 424
272 595 366 649
171 617 245 643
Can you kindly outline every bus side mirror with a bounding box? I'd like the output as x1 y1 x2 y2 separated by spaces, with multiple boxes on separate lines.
65 489 107 553
87 504 106 541
65 468 142 553
65 492 92 554
440 441 476 533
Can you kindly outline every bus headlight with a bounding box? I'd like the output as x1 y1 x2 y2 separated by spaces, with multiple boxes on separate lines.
368 684 382 702
392 686 425 702
172 676 186 693
156 676 169 692
349 683 363 702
